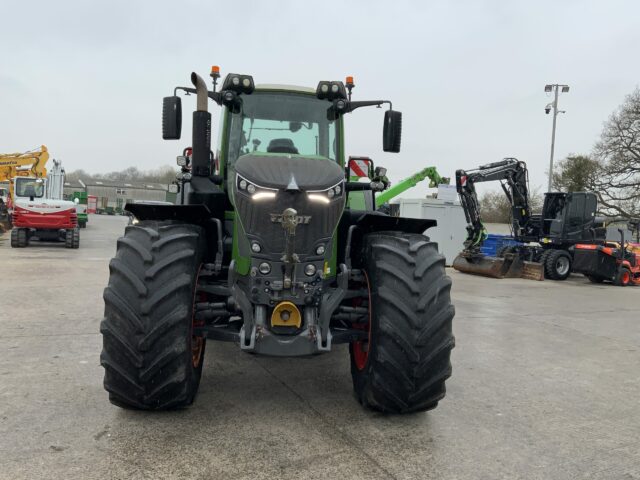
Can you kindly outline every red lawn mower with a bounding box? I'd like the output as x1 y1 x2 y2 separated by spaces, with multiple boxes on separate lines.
573 229 640 286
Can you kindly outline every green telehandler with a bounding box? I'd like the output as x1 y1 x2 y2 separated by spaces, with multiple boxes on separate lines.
375 166 450 213
100 70 455 413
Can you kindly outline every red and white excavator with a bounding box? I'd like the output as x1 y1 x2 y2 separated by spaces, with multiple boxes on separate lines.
0 146 80 248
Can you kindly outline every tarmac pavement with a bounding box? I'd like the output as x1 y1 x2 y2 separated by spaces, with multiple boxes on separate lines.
0 215 638 479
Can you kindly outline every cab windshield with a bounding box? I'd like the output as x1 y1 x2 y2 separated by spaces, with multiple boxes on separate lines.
16 178 44 198
227 91 338 164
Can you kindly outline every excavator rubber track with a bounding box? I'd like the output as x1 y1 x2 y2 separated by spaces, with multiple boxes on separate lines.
452 252 544 281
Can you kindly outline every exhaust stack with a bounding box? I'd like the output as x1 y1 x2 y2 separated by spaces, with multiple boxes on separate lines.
190 72 211 177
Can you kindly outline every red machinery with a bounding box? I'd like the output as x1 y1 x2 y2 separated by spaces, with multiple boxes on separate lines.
573 230 640 286
10 176 79 248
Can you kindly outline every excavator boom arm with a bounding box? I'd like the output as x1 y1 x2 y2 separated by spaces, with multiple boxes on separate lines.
455 158 532 253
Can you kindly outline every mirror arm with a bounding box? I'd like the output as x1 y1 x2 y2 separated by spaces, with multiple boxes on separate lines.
174 86 222 105
345 182 373 192
344 99 392 113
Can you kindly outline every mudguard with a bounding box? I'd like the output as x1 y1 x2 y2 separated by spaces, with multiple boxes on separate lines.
348 210 436 234
126 203 214 225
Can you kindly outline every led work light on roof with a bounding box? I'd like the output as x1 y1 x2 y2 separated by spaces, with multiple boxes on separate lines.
222 73 255 94
316 81 347 100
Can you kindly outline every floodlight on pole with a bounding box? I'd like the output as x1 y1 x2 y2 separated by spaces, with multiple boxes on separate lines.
544 83 570 191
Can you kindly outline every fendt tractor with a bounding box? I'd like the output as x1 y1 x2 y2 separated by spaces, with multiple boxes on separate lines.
453 158 604 280
100 69 455 413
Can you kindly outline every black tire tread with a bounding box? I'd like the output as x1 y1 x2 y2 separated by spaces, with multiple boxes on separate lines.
11 228 28 248
614 267 631 287
350 232 455 414
100 220 205 410
544 249 572 281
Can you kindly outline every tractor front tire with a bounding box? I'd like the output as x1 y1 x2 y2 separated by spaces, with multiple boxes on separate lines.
350 232 455 413
544 249 572 280
100 221 207 410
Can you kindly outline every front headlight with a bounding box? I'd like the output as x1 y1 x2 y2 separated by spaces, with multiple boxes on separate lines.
236 174 277 201
307 180 344 204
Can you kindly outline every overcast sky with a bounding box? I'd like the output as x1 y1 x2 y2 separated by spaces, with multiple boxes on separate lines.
2 0 639 198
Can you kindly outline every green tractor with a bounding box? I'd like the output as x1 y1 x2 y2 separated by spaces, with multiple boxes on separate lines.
100 70 455 413
72 191 88 228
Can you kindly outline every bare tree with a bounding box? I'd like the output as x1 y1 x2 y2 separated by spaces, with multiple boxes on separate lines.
592 88 640 217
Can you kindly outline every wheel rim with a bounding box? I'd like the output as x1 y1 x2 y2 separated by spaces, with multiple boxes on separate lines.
622 270 631 285
555 256 570 276
352 271 372 371
191 266 205 368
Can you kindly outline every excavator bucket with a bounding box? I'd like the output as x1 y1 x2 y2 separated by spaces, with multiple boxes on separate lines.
452 253 544 281
501 253 544 281
452 255 507 279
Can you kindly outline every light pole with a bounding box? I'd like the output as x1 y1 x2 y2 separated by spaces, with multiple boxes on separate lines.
544 84 570 192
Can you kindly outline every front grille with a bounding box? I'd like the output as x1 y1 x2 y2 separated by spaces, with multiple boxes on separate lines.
236 190 344 254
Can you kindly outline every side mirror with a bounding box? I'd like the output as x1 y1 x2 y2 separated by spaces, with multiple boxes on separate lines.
383 110 402 153
162 96 182 140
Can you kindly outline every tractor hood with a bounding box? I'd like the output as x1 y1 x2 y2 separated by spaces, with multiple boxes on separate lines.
234 154 344 190
232 153 346 258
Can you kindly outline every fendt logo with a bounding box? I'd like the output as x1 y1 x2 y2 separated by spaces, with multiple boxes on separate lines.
270 213 311 225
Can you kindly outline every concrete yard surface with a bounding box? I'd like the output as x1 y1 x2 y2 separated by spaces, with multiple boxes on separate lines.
0 215 639 479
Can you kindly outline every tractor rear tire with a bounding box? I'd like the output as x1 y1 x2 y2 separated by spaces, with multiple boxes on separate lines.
349 232 455 413
544 249 572 281
11 228 28 248
614 267 631 287
100 220 207 410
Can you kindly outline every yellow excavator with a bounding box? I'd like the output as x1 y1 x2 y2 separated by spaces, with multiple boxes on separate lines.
0 146 50 232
